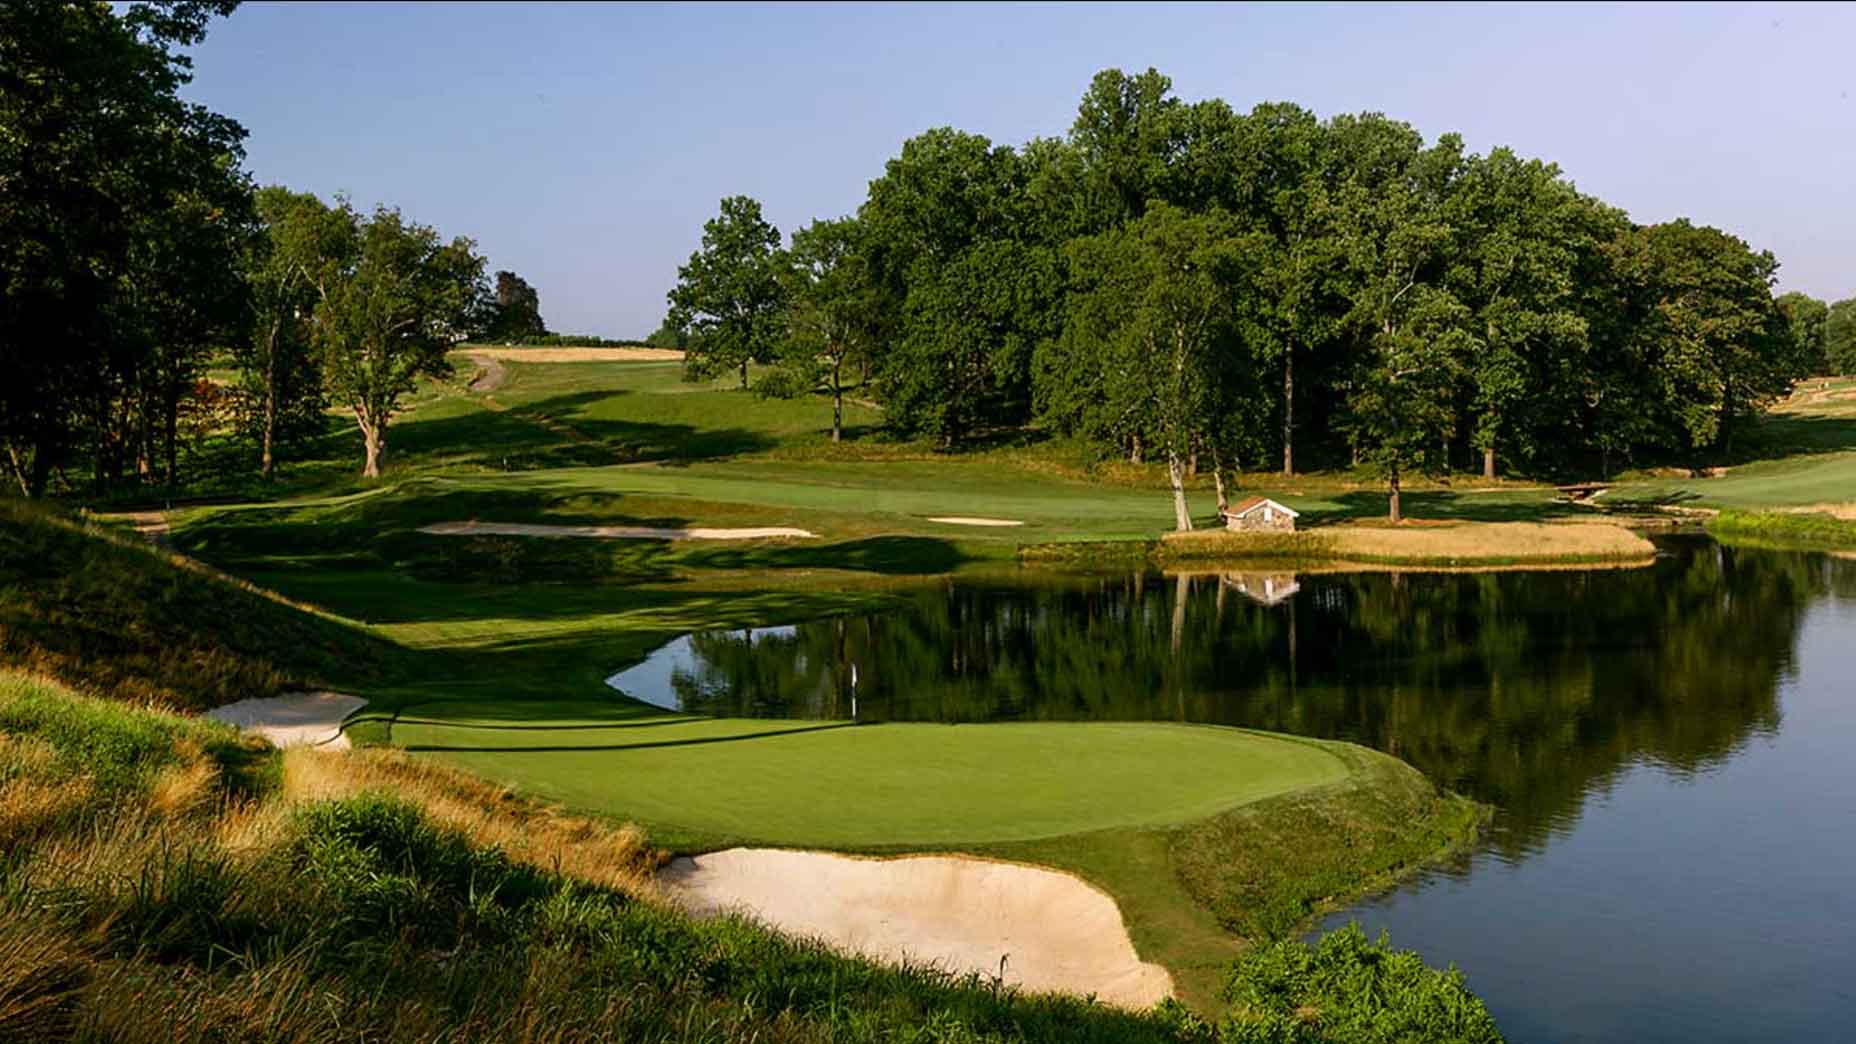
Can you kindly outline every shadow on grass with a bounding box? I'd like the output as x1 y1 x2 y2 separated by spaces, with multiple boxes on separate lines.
389 390 780 470
1299 489 1589 526
401 721 856 754
680 536 973 575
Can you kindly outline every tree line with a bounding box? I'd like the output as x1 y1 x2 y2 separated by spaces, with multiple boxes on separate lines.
669 68 1835 524
1 1 552 493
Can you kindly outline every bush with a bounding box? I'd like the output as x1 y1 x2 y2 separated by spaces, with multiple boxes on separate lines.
1220 924 1503 1044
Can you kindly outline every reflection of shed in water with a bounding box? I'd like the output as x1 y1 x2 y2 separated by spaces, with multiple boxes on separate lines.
1220 572 1300 607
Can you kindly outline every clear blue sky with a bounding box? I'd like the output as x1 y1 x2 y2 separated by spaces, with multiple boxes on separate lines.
184 2 1856 338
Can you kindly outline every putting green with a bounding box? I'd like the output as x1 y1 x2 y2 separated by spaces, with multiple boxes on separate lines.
388 707 1350 846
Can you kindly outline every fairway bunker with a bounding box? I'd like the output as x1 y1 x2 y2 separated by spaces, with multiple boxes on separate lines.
421 520 817 540
662 847 1172 1009
925 516 1025 527
206 691 366 751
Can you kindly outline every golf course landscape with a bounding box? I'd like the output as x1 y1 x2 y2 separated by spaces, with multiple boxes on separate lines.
11 8 1856 1039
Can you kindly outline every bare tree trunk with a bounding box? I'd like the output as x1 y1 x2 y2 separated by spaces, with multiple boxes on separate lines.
163 388 179 490
831 357 844 443
261 324 279 478
1388 463 1402 523
356 407 384 478
1167 450 1193 532
738 359 749 390
1130 432 1143 465
1210 445 1230 513
1282 345 1294 476
1483 445 1496 481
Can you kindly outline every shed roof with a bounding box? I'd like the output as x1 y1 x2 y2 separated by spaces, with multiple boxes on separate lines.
1226 496 1300 519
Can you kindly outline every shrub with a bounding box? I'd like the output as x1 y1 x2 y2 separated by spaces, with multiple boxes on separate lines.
1220 924 1503 1044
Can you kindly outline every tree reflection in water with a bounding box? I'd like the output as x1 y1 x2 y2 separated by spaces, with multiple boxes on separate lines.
639 540 1849 855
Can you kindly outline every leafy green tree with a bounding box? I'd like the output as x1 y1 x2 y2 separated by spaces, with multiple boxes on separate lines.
1444 148 1607 479
1062 204 1260 529
1328 122 1468 518
666 196 785 389
774 218 884 442
311 205 487 477
485 270 546 342
642 318 689 349
1607 221 1795 456
0 0 245 495
887 241 1060 448
1068 67 1183 226
1825 296 1856 375
1775 291 1828 376
239 186 345 478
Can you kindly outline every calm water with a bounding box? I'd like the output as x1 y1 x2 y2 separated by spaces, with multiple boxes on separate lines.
605 541 1856 1042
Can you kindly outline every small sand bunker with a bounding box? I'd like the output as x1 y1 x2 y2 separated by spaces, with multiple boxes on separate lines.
926 516 1025 527
206 692 366 751
420 521 816 541
662 848 1172 1009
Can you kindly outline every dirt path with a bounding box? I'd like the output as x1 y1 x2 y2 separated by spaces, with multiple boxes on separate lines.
467 353 509 393
663 848 1171 1009
420 520 817 541
121 510 171 548
206 692 367 751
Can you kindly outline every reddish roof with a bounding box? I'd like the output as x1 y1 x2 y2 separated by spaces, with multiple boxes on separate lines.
1224 496 1300 518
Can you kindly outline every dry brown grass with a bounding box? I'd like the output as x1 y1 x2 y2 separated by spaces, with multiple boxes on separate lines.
1778 502 1856 520
1327 520 1654 562
459 345 685 363
1161 520 1654 566
283 747 659 896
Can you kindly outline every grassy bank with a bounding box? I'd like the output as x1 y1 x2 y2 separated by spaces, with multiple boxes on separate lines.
1705 509 1856 550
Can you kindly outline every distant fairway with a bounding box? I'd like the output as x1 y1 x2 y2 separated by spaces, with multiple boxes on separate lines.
387 708 1351 846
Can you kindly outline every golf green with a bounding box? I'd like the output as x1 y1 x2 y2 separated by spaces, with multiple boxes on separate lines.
389 708 1351 846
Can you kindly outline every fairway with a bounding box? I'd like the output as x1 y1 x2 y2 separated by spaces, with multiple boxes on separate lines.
388 708 1350 846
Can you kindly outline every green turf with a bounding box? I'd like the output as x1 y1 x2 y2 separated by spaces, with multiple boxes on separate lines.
386 713 1350 846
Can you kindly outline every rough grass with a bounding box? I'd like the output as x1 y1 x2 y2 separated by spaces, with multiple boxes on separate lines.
1707 509 1856 550
0 499 399 712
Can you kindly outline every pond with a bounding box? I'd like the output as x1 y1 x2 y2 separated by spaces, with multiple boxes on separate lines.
604 539 1856 1042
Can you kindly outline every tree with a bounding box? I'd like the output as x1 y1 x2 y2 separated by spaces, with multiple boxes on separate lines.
642 318 689 349
311 205 487 478
1607 221 1795 456
485 271 546 342
1826 297 1856 376
666 196 785 389
1329 122 1468 519
1060 204 1261 530
775 218 883 442
239 186 343 478
886 241 1060 448
1775 291 1828 376
1068 67 1184 227
1444 149 1606 480
0 0 245 495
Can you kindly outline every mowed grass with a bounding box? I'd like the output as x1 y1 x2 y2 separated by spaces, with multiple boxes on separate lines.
385 713 1351 846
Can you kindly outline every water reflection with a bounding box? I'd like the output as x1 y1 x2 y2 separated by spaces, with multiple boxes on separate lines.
606 540 1835 857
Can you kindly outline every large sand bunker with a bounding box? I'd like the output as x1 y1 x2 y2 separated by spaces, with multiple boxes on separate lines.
206 692 366 751
662 848 1172 1009
420 521 816 541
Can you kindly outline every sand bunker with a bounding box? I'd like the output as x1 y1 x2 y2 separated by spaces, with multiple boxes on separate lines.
459 346 684 363
420 521 816 541
926 516 1025 527
662 848 1172 1009
206 692 366 751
